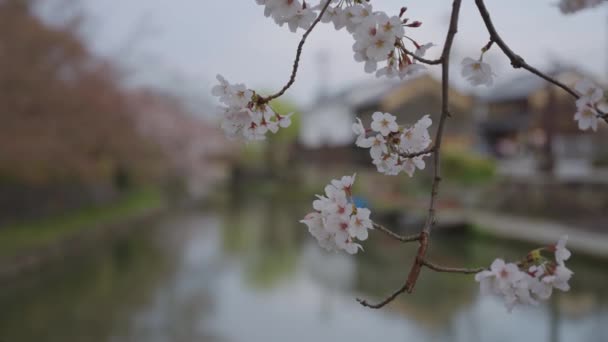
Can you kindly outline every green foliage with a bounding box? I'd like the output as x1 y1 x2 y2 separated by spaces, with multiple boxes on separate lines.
0 187 164 259
442 148 496 185
593 152 608 168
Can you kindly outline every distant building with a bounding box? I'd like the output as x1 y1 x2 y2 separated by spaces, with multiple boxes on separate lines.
298 75 475 165
474 69 607 176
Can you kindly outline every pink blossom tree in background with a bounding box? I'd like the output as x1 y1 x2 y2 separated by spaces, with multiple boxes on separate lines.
211 0 607 312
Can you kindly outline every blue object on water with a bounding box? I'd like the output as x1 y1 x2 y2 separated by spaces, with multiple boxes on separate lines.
352 196 370 209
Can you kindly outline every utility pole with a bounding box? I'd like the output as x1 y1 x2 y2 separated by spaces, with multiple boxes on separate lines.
315 49 330 101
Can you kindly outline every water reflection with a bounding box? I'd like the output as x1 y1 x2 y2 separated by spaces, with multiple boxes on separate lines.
1 196 607 342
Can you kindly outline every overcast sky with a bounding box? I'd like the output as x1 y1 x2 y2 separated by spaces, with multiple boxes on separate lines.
74 1 608 107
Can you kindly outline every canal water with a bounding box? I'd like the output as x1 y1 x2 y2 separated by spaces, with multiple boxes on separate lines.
0 196 606 342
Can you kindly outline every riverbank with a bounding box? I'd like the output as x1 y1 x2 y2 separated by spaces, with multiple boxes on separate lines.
0 188 166 281
440 209 608 259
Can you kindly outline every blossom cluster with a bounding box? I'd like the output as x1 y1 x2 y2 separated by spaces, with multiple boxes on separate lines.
255 0 317 32
212 74 292 141
300 174 373 254
353 112 432 176
573 78 606 131
475 236 573 312
257 0 433 79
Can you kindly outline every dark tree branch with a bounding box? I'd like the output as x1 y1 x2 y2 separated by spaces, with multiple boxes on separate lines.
373 223 420 243
404 0 462 294
356 283 409 309
260 0 333 103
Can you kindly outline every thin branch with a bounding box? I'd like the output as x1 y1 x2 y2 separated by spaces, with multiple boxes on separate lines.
401 46 443 65
398 146 435 159
356 0 463 309
373 223 420 243
261 0 332 103
421 259 485 274
474 0 579 99
356 283 409 309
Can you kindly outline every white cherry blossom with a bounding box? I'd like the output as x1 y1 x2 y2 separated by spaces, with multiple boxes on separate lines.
354 114 433 177
286 8 316 32
349 207 373 240
369 134 388 159
574 102 599 131
402 156 426 177
302 175 375 255
211 74 293 140
476 235 575 312
331 174 356 195
542 264 573 292
571 78 605 132
371 112 399 136
475 259 530 312
415 43 435 58
461 57 495 87
575 78 603 103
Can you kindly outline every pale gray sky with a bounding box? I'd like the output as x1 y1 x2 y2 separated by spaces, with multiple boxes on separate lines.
76 0 608 106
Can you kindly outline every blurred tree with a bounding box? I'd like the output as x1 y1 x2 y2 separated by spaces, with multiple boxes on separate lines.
0 0 166 221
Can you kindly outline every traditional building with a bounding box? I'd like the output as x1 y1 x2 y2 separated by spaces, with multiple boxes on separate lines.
297 75 475 165
475 69 607 176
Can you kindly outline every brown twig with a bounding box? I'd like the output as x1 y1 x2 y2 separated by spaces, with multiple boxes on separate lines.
421 259 485 274
356 0 463 309
356 283 409 309
356 257 483 309
400 46 443 65
260 0 333 103
373 223 420 243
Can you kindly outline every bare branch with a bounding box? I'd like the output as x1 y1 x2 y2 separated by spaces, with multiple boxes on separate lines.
401 46 443 65
373 223 420 243
421 259 485 274
474 0 580 99
261 0 333 103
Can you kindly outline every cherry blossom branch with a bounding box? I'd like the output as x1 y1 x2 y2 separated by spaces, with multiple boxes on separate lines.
474 0 579 99
356 0 463 309
373 222 421 242
475 0 608 124
260 0 333 104
404 0 462 293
